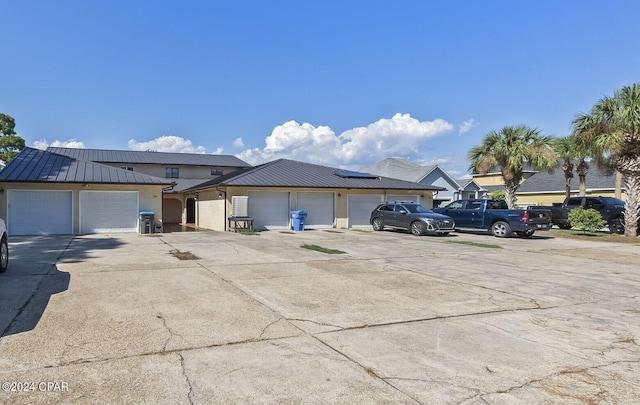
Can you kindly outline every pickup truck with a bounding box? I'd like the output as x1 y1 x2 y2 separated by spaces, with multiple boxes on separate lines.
538 196 626 233
433 199 553 238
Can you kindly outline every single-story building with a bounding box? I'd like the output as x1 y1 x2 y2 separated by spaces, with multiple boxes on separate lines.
186 159 446 231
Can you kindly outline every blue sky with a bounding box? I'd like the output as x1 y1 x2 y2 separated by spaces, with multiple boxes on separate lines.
2 1 639 177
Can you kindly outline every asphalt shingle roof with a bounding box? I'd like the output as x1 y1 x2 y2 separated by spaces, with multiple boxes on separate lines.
187 159 446 191
47 147 251 167
517 167 617 193
360 158 435 182
0 147 173 185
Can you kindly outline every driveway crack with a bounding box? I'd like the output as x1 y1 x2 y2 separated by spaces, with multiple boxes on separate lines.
178 353 194 405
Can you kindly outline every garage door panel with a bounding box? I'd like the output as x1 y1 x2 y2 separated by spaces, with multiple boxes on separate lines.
80 191 139 234
8 190 73 235
248 191 290 230
347 195 383 228
296 192 334 229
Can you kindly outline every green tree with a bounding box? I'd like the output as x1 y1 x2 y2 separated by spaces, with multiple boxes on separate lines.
468 125 556 209
573 83 640 237
0 113 26 165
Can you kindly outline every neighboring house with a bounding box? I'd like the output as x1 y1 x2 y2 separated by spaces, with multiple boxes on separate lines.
360 158 484 206
0 149 445 234
515 168 620 206
186 159 445 231
46 147 251 226
0 147 173 235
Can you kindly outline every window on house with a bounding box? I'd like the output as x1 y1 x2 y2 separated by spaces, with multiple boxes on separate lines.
165 167 179 178
210 169 223 176
120 166 134 171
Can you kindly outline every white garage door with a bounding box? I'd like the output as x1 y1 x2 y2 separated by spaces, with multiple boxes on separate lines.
386 195 420 204
296 192 335 229
347 194 383 228
8 190 73 235
80 191 139 234
248 191 290 230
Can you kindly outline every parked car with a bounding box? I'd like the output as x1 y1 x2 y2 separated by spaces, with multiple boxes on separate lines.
538 196 626 233
0 218 7 273
369 202 455 236
433 199 552 238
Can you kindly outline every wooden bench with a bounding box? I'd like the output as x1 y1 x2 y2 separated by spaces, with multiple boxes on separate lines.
227 216 254 232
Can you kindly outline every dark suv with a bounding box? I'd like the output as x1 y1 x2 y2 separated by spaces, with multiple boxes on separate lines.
369 202 455 236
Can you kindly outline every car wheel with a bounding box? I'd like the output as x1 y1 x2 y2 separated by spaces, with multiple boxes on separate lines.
410 221 425 236
608 218 624 234
558 223 572 229
516 230 535 238
0 237 8 273
372 218 384 231
491 221 512 238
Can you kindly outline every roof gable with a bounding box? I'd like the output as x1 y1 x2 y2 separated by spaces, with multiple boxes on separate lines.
47 147 251 167
0 148 173 185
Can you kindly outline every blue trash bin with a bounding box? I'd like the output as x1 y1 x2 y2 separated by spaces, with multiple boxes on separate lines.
291 210 308 231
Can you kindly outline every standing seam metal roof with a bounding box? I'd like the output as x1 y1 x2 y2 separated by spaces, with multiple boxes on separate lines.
0 147 174 185
47 147 251 167
187 159 446 191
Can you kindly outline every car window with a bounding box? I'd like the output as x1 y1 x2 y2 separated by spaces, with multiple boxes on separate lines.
377 205 393 211
487 200 507 209
403 204 431 213
566 198 582 207
394 205 406 213
468 201 483 210
586 198 603 209
446 201 464 209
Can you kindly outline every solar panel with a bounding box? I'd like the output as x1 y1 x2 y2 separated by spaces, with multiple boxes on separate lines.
334 170 379 179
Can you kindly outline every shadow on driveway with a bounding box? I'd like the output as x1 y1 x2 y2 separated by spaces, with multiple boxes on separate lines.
0 235 123 337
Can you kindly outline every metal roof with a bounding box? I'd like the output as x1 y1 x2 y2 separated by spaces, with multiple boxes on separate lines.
47 147 251 167
187 159 446 191
0 147 173 185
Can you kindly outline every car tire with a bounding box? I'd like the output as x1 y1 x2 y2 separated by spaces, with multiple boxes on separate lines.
491 221 511 238
516 230 535 238
372 218 384 231
410 221 425 236
0 237 8 273
608 218 624 234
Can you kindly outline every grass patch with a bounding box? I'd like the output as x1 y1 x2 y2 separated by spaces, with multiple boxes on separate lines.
445 240 502 249
237 229 260 236
300 244 347 254
169 250 201 260
540 228 640 244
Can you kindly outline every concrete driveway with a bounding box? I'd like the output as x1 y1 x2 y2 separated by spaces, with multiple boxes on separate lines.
1 229 639 404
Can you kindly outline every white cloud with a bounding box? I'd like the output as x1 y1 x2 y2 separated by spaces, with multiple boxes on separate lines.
237 113 453 167
232 137 244 148
458 119 475 134
212 147 224 154
127 136 208 153
33 139 86 150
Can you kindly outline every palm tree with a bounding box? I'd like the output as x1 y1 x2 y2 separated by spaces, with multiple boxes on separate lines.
553 136 575 200
468 125 557 209
573 83 640 237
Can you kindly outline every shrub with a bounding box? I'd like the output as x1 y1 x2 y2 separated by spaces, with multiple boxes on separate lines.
568 207 607 234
